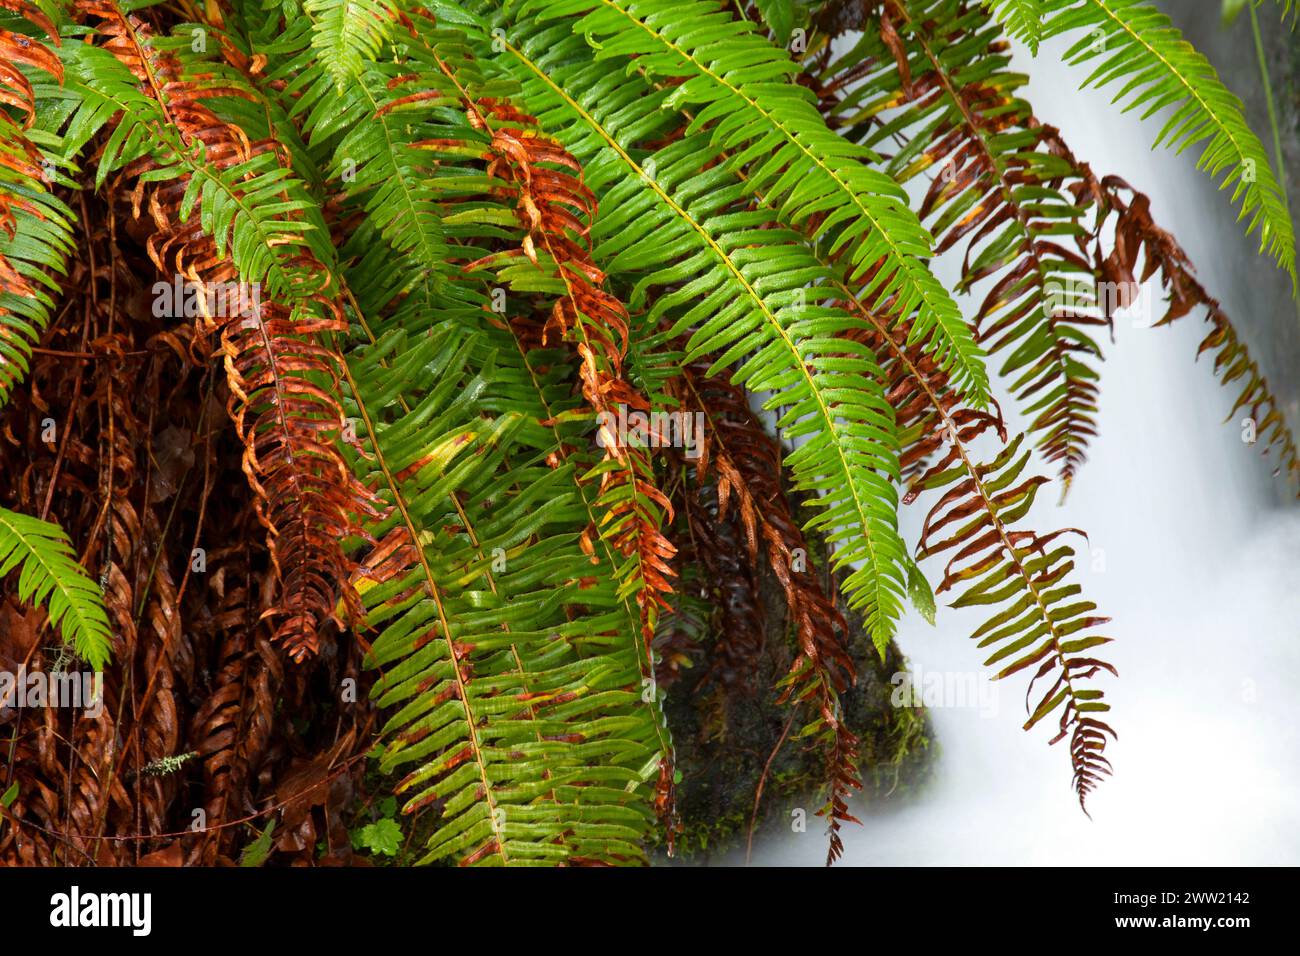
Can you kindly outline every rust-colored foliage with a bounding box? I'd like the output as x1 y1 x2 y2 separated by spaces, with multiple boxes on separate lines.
477 101 677 622
855 307 1116 812
836 1 1108 486
674 483 767 697
2 0 1289 870
672 361 861 863
1042 127 1300 487
0 190 369 864
76 0 379 663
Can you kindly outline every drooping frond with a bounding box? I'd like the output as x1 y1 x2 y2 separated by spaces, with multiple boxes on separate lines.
822 0 1106 485
460 90 681 819
1044 129 1300 486
344 315 664 865
671 360 862 864
1034 0 1296 287
852 306 1117 812
469 94 678 642
0 506 113 669
912 429 1116 811
64 3 379 661
511 0 991 405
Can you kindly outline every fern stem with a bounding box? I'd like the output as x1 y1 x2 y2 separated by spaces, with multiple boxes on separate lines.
1249 1 1290 213
1247 2 1300 326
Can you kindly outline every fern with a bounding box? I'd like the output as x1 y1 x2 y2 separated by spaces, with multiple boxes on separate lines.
669 47 1118 806
1034 0 1296 287
343 316 664 864
984 0 1046 52
63 5 378 661
283 0 451 285
304 0 397 91
512 0 991 406
0 507 113 670
825 0 1105 484
258 14 676 859
476 7 912 647
2 0 1293 868
0 0 77 409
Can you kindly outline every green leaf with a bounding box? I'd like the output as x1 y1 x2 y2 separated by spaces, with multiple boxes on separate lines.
1220 0 1250 27
985 0 1046 52
0 507 113 670
352 818 403 857
304 0 398 91
1041 0 1297 287
754 0 795 43
906 558 937 629
239 821 276 867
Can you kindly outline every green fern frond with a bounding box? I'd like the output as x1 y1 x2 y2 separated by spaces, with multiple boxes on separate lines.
279 1 454 286
343 316 663 865
0 507 113 670
303 0 397 91
0 3 77 409
481 13 911 647
0 147 78 409
62 40 337 312
511 0 991 406
984 0 1046 52
1038 0 1297 287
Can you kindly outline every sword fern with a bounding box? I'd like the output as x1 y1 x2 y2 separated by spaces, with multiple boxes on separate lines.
0 0 1292 867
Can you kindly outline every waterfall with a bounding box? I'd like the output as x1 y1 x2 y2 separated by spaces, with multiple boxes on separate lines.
742 24 1300 866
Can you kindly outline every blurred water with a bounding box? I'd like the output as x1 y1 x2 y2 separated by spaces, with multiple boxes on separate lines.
743 28 1300 866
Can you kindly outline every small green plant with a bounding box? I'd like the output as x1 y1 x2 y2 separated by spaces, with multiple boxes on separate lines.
238 821 277 868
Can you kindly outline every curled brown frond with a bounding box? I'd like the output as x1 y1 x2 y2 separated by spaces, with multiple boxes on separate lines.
819 0 1107 487
673 361 861 863
855 304 1116 813
77 0 380 662
1041 127 1300 489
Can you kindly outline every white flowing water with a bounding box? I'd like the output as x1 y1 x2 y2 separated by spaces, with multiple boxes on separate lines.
744 29 1300 866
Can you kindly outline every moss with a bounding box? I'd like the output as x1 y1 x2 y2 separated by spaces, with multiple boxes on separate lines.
656 518 937 864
